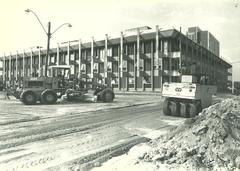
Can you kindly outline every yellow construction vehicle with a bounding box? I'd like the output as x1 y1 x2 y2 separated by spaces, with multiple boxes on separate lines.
14 66 115 105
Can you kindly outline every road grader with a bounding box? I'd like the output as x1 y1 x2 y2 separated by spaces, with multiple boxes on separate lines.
162 75 217 118
13 66 115 105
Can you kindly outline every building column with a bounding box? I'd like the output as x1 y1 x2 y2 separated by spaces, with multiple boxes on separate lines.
200 46 203 74
91 37 94 79
179 31 182 81
151 40 154 91
120 32 124 90
104 34 108 83
9 53 11 84
134 42 137 90
118 44 121 90
16 51 18 81
125 43 129 91
136 30 140 79
155 25 161 91
67 42 70 66
38 48 41 77
22 50 25 77
191 41 194 73
169 39 172 82
57 43 60 66
78 39 82 79
30 50 33 76
3 53 6 83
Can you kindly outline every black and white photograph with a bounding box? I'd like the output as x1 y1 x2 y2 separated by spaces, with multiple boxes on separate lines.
0 0 240 170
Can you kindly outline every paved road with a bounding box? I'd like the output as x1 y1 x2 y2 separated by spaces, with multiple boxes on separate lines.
0 94 184 171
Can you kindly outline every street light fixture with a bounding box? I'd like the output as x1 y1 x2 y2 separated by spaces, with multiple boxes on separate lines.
25 8 72 77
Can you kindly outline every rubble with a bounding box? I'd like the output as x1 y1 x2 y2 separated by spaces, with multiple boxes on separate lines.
139 97 240 170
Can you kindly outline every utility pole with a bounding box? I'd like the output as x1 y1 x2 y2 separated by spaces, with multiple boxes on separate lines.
45 22 51 77
25 9 71 77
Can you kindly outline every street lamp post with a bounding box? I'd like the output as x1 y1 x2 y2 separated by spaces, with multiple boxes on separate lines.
25 9 72 77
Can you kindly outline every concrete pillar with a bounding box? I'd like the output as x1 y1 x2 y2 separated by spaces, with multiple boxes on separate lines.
151 40 154 91
120 32 124 79
9 52 11 84
125 42 129 91
118 44 121 90
134 42 137 90
91 37 94 79
67 42 70 66
57 43 60 66
30 50 33 76
23 50 25 77
136 30 140 77
169 39 172 82
179 32 182 80
104 34 108 82
200 47 203 73
16 51 18 81
78 39 82 79
156 25 162 91
3 53 6 83
38 48 41 77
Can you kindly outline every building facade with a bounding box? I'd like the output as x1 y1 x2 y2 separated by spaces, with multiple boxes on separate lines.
0 26 232 92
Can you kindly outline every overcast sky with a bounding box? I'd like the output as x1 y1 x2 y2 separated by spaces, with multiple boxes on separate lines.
0 0 240 80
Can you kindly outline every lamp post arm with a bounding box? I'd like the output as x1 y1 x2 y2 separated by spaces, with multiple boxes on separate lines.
28 9 48 35
51 23 72 36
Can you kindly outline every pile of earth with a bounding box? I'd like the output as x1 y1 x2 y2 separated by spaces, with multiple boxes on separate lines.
138 97 240 170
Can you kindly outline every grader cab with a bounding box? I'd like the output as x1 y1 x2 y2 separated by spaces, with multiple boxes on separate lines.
162 75 217 118
16 66 115 105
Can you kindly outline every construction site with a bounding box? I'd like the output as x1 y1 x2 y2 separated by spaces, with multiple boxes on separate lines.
1 0 240 169
0 22 239 170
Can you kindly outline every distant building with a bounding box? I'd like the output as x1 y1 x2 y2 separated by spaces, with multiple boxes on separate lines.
0 25 232 92
187 27 220 56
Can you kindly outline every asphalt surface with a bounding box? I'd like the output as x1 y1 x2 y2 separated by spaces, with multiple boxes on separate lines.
0 91 232 171
0 93 186 171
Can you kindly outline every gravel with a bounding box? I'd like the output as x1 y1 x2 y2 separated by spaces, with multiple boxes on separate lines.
140 97 240 170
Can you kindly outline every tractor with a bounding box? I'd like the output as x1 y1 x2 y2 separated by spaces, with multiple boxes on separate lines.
14 65 115 105
162 74 217 118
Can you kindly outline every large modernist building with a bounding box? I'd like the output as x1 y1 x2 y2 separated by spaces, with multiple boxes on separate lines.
0 26 232 91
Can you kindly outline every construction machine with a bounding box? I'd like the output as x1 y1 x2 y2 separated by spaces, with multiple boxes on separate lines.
14 66 115 105
162 75 217 118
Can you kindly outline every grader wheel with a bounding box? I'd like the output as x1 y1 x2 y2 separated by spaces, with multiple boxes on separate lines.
41 90 57 104
100 89 114 102
20 90 37 105
163 99 170 115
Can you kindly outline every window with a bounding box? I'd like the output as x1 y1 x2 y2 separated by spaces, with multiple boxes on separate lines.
50 56 55 63
112 46 118 56
107 48 112 56
81 64 86 71
28 81 43 87
100 48 105 60
70 53 75 61
163 41 168 55
107 62 112 70
128 44 134 55
144 42 151 54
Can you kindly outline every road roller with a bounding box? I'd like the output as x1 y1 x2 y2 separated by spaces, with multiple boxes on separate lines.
162 75 217 118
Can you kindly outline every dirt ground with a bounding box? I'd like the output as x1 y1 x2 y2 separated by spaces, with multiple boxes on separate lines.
0 92 186 171
92 95 240 171
0 92 233 171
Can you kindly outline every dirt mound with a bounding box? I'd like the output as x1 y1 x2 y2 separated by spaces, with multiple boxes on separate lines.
141 97 240 170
